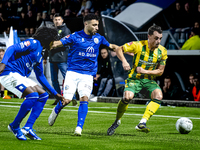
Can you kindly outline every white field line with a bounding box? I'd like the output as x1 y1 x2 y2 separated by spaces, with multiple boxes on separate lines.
0 103 200 120
0 101 146 108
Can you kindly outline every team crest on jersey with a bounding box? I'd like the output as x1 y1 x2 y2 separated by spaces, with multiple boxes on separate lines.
24 41 30 47
127 42 133 46
94 38 99 44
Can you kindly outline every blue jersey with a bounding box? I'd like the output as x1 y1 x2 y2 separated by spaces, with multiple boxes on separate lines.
1 39 57 96
60 30 110 76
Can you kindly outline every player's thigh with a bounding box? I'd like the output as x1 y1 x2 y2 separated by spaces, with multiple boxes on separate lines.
0 72 38 98
63 71 77 100
142 79 162 99
77 74 93 99
124 78 142 96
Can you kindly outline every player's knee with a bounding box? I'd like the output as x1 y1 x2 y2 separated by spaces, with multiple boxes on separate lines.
152 89 163 100
123 91 134 101
80 96 88 101
22 92 40 108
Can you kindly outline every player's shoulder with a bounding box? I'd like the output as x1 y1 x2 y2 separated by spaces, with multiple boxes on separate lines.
19 38 38 49
140 40 148 46
158 44 167 52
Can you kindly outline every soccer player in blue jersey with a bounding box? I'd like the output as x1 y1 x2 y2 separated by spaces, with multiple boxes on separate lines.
0 27 69 141
48 14 126 135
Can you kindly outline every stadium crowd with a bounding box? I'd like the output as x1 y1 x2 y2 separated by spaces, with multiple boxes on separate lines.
0 0 134 35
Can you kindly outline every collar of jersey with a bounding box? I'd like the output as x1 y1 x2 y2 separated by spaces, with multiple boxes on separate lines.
81 30 93 38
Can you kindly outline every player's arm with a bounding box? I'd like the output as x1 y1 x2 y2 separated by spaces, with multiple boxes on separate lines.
108 44 119 51
51 34 73 50
50 41 63 50
136 65 165 76
115 46 131 71
34 62 70 104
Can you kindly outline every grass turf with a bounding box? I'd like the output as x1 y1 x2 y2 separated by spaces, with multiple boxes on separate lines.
0 98 200 150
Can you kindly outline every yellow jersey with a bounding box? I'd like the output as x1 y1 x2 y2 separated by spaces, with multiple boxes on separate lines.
123 40 168 80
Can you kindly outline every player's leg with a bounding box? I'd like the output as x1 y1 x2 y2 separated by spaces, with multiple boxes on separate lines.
75 73 93 136
107 79 137 135
0 73 39 140
135 80 162 133
9 89 39 140
48 71 75 126
21 85 49 140
107 90 134 135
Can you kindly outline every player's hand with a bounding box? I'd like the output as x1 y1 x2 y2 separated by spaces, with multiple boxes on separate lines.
49 41 54 50
136 67 147 74
122 61 131 71
0 63 6 74
43 59 47 65
94 74 100 81
55 94 71 105
50 41 63 50
62 99 71 105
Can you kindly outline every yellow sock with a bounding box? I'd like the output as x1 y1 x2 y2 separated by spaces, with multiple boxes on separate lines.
116 99 129 120
142 99 161 121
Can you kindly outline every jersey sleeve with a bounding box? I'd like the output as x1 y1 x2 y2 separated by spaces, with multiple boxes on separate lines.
1 39 37 65
60 34 74 46
101 36 110 47
122 41 140 54
34 62 57 96
160 48 168 66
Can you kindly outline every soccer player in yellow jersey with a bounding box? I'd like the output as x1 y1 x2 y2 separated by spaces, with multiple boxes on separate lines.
107 25 168 135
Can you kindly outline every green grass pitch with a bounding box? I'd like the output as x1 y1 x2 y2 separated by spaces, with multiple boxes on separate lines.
0 98 200 150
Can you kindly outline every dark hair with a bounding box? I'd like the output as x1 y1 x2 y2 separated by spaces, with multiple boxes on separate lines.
194 73 200 80
83 13 99 22
148 24 162 35
0 49 5 52
33 26 58 49
191 27 200 36
53 13 63 19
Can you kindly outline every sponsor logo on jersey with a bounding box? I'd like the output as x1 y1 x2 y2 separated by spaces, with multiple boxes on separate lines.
20 42 24 49
86 47 94 53
78 46 96 57
127 42 133 46
65 35 70 38
24 41 30 47
94 38 99 44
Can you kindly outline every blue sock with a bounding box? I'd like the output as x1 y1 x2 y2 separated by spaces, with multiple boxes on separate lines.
55 100 65 114
77 101 88 129
24 92 49 129
10 92 39 129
